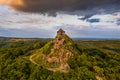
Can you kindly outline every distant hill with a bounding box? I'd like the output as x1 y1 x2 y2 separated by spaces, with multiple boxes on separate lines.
72 38 120 40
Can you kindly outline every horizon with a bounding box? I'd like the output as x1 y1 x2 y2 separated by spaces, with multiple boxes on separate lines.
1 35 120 40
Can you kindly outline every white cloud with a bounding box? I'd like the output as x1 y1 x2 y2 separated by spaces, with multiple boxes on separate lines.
0 6 120 38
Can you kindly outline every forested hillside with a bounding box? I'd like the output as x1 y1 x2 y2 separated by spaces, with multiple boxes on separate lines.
0 38 120 80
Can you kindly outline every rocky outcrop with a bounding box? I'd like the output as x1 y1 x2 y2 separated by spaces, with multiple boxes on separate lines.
31 29 78 72
47 29 73 65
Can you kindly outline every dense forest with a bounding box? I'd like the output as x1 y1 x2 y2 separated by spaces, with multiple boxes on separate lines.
0 37 120 80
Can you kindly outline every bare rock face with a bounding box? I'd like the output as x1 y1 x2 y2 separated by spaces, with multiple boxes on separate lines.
44 29 74 72
48 29 72 61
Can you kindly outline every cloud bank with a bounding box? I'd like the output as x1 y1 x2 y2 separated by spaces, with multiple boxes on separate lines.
0 9 120 38
0 0 119 14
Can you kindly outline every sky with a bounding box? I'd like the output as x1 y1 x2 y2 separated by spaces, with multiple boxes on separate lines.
0 0 120 38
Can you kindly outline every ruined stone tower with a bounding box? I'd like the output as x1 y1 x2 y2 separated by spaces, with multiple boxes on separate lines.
57 28 65 35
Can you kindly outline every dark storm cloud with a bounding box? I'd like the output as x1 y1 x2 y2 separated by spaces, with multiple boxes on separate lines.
0 0 120 14
116 19 120 25
87 18 100 23
78 14 94 20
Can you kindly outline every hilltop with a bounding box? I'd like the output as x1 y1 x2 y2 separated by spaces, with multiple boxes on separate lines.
30 29 79 72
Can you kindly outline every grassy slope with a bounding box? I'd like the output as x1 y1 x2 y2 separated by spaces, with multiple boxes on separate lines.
31 35 80 69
